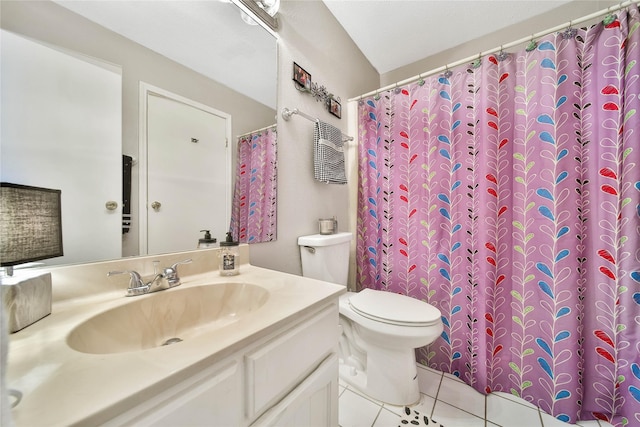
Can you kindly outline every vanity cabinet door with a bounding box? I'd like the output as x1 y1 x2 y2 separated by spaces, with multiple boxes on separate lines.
245 304 338 420
103 359 242 427
250 353 339 427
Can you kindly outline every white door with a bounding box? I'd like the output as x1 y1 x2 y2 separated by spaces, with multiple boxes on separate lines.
146 92 229 254
1 30 122 265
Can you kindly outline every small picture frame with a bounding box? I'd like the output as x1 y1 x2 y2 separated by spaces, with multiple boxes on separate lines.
293 62 311 91
329 97 341 119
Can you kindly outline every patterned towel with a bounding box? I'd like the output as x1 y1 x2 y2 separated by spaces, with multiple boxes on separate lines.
313 120 347 184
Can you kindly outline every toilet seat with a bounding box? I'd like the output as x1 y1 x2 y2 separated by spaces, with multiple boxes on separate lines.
348 289 441 327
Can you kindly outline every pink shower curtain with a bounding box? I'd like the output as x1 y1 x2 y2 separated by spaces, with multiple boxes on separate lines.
357 5 639 425
230 127 277 243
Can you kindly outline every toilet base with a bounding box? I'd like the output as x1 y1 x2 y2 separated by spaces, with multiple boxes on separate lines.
339 346 421 406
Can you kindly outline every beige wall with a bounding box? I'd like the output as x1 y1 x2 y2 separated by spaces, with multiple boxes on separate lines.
381 0 620 86
247 0 379 275
1 0 276 257
250 0 623 278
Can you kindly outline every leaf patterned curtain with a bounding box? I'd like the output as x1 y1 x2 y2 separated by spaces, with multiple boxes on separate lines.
357 5 640 425
230 126 277 243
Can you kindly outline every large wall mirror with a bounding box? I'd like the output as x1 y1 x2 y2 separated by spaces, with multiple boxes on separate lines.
0 0 277 267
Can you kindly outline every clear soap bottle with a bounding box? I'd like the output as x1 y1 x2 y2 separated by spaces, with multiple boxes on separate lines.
219 232 239 276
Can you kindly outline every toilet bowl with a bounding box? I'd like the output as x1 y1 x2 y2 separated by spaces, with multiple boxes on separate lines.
298 233 443 406
338 289 442 405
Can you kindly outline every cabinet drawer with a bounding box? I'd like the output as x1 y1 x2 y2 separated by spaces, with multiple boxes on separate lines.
245 304 338 419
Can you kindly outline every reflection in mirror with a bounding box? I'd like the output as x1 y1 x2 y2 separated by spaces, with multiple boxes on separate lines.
1 28 123 266
0 0 277 267
141 83 232 255
230 125 277 243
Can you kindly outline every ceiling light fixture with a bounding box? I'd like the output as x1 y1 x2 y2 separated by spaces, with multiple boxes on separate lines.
233 0 279 32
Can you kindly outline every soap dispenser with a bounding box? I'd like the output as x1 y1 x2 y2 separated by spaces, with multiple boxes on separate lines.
198 230 217 248
219 232 239 276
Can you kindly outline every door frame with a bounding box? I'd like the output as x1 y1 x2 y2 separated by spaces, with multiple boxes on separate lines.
138 82 232 255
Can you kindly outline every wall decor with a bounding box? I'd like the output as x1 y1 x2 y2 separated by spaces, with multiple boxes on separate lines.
292 62 341 119
329 97 341 119
292 62 311 91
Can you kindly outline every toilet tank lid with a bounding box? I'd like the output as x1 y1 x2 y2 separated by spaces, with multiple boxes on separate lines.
298 232 352 247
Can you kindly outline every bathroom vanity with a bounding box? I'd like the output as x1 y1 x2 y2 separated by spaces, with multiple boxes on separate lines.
5 246 345 426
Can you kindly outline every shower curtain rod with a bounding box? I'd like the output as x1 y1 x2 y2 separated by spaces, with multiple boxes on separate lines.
350 0 639 101
237 123 277 139
281 107 354 141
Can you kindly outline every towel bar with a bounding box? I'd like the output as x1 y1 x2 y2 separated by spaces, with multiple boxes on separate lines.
281 107 354 142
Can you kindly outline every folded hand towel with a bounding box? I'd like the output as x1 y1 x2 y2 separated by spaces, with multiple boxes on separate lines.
313 120 347 184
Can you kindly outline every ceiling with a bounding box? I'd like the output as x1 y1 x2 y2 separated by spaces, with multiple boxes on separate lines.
322 0 574 75
53 0 579 107
53 0 277 108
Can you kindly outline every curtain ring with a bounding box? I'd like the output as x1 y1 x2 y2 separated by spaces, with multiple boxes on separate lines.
417 73 425 86
471 53 482 69
443 66 452 78
561 20 578 39
496 45 509 62
603 5 618 25
526 34 538 52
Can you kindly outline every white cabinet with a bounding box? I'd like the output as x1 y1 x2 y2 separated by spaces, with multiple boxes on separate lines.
251 354 338 427
105 360 243 427
245 304 337 419
106 302 339 427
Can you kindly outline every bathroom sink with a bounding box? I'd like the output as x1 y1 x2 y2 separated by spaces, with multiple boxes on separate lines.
67 283 269 354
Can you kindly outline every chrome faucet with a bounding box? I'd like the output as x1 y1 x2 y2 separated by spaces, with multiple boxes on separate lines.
108 259 192 297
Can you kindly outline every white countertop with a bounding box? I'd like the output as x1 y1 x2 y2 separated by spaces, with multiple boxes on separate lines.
6 259 345 426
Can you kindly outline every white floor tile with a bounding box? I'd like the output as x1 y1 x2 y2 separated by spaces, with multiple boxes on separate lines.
343 384 385 405
372 408 400 427
411 393 437 419
442 371 466 383
492 391 539 409
338 365 611 427
339 383 347 395
339 389 382 427
431 400 486 427
486 393 542 427
540 411 571 426
381 403 405 417
436 374 486 418
416 364 442 398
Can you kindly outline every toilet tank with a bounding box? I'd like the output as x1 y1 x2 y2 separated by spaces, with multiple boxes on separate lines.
298 232 352 285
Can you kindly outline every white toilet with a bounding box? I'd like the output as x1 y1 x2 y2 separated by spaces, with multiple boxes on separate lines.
298 232 443 406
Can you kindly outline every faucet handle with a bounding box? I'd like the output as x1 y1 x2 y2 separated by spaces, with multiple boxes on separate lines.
170 258 192 270
163 259 192 286
107 270 148 295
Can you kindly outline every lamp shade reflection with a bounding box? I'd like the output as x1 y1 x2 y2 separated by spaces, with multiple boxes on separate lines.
0 183 63 272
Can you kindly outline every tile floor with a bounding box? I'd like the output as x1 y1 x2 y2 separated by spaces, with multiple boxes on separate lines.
338 364 615 427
